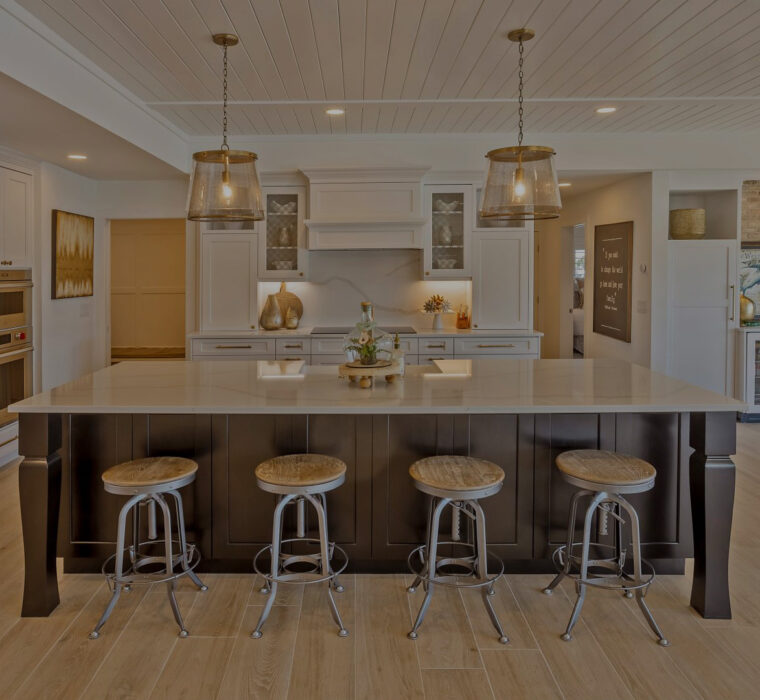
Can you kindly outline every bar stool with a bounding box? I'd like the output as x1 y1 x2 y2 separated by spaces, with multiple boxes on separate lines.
544 449 669 646
406 455 509 644
89 457 207 640
252 454 349 639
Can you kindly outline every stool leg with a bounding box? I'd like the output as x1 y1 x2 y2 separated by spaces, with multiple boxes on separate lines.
319 492 344 593
408 496 435 594
90 494 143 639
618 496 670 646
252 494 294 639
471 499 508 644
562 491 605 641
168 490 207 592
408 497 448 640
156 494 188 638
545 490 586 595
306 493 348 637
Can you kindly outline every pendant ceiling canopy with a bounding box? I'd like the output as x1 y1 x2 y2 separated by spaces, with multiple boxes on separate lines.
187 34 263 222
479 29 561 222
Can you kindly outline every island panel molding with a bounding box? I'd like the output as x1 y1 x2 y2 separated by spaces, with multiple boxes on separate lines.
593 221 633 342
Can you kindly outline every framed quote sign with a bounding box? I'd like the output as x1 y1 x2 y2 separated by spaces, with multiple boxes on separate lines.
593 221 633 343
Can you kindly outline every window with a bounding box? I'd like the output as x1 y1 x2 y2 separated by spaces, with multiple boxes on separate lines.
574 249 586 279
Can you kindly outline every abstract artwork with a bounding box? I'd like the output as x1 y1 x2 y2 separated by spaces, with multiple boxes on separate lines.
740 243 760 316
52 209 94 299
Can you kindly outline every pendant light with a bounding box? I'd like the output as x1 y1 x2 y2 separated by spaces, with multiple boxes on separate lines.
479 29 561 221
187 34 263 222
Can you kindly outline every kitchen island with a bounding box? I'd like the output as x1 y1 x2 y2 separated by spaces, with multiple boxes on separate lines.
11 358 743 619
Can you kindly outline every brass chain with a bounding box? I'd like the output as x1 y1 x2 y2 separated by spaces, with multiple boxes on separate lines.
517 36 524 147
222 42 229 150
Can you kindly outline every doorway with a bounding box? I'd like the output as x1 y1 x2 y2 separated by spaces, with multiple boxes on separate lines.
571 224 586 357
109 219 186 362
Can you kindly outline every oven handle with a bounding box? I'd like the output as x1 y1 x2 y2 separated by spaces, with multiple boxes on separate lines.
0 346 33 361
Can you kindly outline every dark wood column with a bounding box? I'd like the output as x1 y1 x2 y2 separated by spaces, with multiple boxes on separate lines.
689 411 736 618
18 413 62 616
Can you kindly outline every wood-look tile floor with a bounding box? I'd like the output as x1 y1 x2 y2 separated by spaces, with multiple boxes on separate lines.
2 423 760 699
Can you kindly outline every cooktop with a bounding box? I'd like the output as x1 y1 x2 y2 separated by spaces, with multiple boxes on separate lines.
311 326 417 335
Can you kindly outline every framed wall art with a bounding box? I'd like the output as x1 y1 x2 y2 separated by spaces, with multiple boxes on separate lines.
52 209 94 299
592 221 633 343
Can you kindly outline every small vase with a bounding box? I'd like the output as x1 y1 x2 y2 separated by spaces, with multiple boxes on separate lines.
285 306 299 329
278 226 290 247
260 294 283 330
740 293 755 323
432 313 443 330
360 349 377 366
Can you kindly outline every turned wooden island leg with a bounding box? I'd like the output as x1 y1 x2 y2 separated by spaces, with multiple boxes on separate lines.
689 411 736 619
18 413 62 617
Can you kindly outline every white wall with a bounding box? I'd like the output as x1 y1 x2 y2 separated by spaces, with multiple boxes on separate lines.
555 174 653 367
38 162 105 389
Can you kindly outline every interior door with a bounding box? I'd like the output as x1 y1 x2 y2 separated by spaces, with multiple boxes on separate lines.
667 241 736 395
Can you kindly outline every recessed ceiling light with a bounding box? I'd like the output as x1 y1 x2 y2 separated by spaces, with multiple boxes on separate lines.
595 106 617 114
558 182 571 187
67 154 87 160
325 108 345 116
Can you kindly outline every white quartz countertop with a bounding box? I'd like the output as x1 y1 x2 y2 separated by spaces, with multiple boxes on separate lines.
10 358 744 415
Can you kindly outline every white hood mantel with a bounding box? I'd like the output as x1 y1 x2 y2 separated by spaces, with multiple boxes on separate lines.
301 167 429 250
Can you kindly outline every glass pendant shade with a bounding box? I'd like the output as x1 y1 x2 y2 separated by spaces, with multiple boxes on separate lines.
187 149 264 222
480 146 561 221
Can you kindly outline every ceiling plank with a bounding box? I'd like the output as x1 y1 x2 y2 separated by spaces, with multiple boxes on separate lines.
382 0 425 98
338 0 366 99
280 0 327 100
309 0 345 99
363 0 395 99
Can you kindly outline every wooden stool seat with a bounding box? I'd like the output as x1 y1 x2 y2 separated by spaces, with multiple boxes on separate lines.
409 456 505 494
255 454 347 489
102 457 198 488
556 450 656 487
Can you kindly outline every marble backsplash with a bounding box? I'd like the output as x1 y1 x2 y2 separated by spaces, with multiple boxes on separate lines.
259 249 470 330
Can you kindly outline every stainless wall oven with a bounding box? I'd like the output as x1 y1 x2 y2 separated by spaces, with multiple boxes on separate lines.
0 268 32 331
0 341 32 428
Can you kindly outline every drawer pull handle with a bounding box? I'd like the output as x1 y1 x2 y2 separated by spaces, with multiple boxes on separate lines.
426 343 446 349
0 436 18 449
215 344 252 349
477 343 515 348
282 357 302 361
283 343 303 349
427 357 446 360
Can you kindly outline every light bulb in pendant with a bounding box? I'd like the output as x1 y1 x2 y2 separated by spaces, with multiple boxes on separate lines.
221 154 232 203
513 166 526 200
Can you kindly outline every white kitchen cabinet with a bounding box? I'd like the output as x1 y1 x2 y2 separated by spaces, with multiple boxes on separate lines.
454 336 539 356
200 233 259 331
471 229 533 330
258 186 308 280
0 167 33 267
423 185 473 279
667 240 736 395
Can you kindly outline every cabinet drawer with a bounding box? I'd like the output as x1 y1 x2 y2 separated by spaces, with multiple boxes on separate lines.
310 354 346 366
454 337 539 356
394 337 418 354
274 353 310 363
191 337 276 357
311 337 346 354
455 353 537 361
275 338 311 354
418 337 453 354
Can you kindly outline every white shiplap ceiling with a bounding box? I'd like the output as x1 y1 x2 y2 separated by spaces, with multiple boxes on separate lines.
15 0 760 136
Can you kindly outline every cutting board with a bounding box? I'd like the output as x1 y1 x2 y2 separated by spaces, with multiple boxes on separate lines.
274 281 303 319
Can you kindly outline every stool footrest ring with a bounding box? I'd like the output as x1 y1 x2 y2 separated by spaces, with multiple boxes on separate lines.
551 543 656 592
101 540 201 589
253 537 348 586
407 542 504 589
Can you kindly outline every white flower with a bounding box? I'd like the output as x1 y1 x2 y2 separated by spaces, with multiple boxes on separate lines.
358 331 371 346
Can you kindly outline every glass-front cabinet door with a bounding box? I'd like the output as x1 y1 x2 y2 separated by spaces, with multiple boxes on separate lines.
423 184 472 279
258 186 307 279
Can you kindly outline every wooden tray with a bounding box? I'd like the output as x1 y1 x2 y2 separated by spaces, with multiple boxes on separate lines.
338 361 402 389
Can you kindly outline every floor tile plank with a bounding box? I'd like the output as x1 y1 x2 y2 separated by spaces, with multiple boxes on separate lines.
481 649 562 699
421 668 495 699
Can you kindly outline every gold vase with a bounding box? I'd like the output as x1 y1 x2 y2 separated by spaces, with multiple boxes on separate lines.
285 306 299 329
740 294 755 324
260 294 283 330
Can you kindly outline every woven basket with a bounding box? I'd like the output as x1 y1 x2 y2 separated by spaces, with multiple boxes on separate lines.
669 208 706 239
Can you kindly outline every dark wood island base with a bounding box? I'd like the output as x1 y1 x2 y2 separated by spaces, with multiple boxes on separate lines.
18 409 736 619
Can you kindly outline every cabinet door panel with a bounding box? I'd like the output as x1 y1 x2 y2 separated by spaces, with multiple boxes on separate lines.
472 230 532 329
2 169 32 266
201 234 257 331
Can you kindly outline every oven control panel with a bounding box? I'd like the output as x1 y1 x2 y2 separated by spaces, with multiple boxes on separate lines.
0 326 32 352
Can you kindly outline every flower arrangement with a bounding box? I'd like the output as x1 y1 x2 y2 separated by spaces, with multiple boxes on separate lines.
343 302 392 365
422 294 452 314
345 328 380 365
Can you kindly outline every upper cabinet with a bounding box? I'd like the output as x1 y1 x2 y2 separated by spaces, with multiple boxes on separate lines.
200 231 258 331
423 184 473 279
0 167 33 267
258 186 308 279
471 228 533 330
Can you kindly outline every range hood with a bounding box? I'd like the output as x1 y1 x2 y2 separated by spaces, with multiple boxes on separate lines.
301 167 429 250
